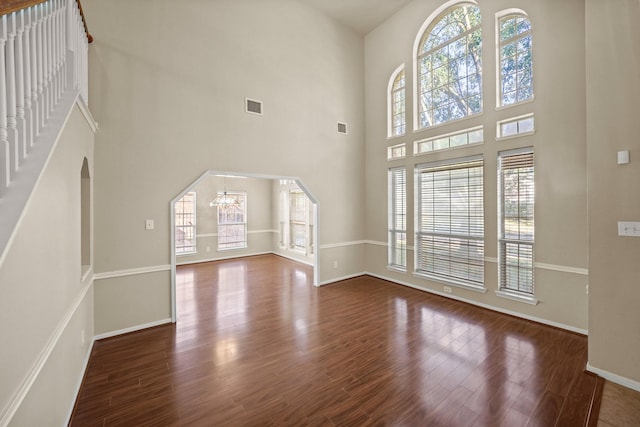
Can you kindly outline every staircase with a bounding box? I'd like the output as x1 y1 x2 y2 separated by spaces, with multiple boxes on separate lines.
0 0 91 264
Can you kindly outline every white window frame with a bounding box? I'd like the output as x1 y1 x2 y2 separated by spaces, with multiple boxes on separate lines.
497 147 536 304
388 167 407 271
414 2 483 130
496 113 534 140
388 65 406 138
496 10 533 108
217 191 247 250
414 126 483 155
175 191 197 255
289 190 308 253
388 143 407 160
415 155 485 291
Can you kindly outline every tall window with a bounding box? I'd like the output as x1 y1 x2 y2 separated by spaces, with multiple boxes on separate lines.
175 192 196 255
388 167 407 270
217 192 247 250
289 190 308 251
416 3 482 129
389 67 406 137
498 148 534 295
415 156 484 288
498 12 533 106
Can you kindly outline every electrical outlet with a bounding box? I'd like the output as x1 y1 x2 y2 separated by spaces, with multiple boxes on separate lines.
444 286 452 293
145 219 154 230
332 260 338 269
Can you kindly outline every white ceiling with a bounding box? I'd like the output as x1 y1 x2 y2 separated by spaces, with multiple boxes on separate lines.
296 0 414 34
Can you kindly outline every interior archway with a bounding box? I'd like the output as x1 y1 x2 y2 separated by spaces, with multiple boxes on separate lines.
169 170 319 323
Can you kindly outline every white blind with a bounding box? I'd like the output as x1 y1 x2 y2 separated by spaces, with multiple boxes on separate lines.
218 192 247 250
416 156 484 286
175 192 196 254
290 191 307 250
499 149 534 294
388 167 407 269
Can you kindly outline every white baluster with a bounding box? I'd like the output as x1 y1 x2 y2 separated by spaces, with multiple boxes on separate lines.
0 16 10 193
30 6 40 136
15 10 27 160
23 8 33 149
36 4 45 131
43 1 51 121
6 14 20 173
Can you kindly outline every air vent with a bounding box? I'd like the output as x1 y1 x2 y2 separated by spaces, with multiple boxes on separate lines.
245 98 263 115
337 122 347 134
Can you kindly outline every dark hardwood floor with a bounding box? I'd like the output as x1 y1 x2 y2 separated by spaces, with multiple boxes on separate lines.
70 254 601 426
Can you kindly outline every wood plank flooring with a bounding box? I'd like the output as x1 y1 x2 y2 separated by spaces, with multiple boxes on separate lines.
70 254 600 426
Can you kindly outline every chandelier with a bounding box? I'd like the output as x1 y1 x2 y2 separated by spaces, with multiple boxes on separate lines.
210 191 240 210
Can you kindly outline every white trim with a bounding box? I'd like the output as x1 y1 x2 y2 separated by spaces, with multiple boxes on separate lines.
495 289 538 305
176 251 273 266
81 266 93 286
534 262 589 276
93 319 173 341
485 257 589 275
0 281 93 427
320 240 367 250
65 338 95 426
586 363 640 393
271 251 315 267
94 265 171 281
76 97 98 133
319 272 367 286
193 230 276 238
366 271 588 335
0 90 80 270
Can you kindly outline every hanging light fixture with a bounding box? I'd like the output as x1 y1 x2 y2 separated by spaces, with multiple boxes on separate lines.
210 177 240 210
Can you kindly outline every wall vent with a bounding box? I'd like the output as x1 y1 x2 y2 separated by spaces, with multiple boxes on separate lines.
245 98 263 115
337 122 347 134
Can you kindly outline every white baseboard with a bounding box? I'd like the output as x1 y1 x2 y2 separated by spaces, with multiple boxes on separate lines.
0 281 93 427
176 251 272 266
318 271 367 286
65 338 95 426
93 318 173 341
364 271 588 335
586 363 640 392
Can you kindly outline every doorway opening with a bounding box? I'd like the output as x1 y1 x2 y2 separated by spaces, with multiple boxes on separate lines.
169 171 319 322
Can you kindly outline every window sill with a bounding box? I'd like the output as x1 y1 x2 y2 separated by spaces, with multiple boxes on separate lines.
495 289 538 305
495 130 535 142
387 265 407 274
413 272 487 294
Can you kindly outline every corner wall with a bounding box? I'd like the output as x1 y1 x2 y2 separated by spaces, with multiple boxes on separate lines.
586 0 640 389
0 104 95 426
364 0 589 331
84 0 366 336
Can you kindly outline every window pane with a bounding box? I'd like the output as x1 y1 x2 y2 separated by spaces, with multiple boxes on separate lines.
416 158 484 286
417 5 482 129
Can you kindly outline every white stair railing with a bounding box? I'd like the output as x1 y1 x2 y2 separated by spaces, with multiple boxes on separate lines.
0 0 90 197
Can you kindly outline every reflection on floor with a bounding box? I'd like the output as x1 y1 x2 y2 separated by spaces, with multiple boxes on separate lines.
71 254 603 426
598 381 640 426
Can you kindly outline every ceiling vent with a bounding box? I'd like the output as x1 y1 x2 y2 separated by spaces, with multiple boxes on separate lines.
337 122 348 134
245 98 263 115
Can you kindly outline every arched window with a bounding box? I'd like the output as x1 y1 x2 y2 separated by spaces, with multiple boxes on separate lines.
388 66 406 137
498 12 533 106
416 3 482 129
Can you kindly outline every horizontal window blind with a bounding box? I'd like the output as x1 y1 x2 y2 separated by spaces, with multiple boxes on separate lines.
389 167 407 269
416 156 484 286
499 148 534 294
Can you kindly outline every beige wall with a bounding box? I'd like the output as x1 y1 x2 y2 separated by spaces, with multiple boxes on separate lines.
176 175 274 265
586 0 640 386
85 0 366 335
0 105 95 425
364 0 589 331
